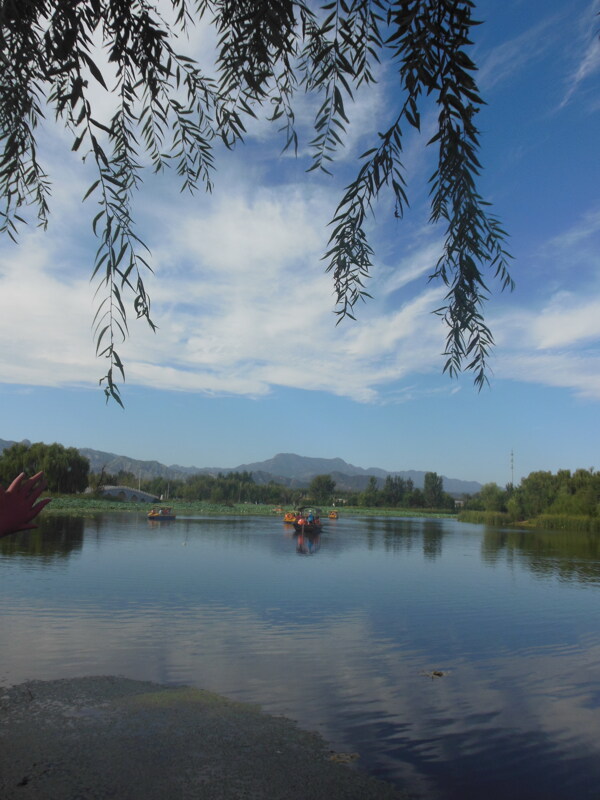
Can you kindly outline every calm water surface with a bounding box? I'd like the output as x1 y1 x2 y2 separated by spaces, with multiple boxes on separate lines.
1 513 599 799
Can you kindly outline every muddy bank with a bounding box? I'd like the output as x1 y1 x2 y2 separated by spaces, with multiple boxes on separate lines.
0 676 407 799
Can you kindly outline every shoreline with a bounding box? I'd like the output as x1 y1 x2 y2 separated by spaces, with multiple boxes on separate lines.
1 675 408 800
44 495 456 519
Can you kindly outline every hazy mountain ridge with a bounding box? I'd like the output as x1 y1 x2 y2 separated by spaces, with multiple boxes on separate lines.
221 453 481 494
1 440 482 495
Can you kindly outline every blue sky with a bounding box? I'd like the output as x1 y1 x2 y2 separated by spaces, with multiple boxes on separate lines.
0 0 599 487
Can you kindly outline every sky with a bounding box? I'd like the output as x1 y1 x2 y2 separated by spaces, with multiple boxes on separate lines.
0 0 599 487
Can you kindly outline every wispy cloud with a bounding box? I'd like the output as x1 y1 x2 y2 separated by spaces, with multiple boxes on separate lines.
537 208 600 286
560 0 600 107
545 208 600 253
496 350 600 400
477 15 559 92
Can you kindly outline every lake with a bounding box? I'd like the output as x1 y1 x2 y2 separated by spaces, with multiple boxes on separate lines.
1 513 599 799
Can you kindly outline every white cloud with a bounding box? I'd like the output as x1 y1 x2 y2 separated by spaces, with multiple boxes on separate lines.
491 296 600 398
0 236 98 385
11 147 600 406
530 294 600 348
2 6 598 410
483 200 600 400
496 350 600 400
0 162 448 403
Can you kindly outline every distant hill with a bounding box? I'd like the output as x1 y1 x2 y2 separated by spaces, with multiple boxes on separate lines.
228 453 481 495
1 439 482 496
0 438 27 452
77 448 203 480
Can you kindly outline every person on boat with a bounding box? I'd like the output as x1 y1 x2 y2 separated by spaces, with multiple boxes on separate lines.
307 512 314 524
0 471 51 539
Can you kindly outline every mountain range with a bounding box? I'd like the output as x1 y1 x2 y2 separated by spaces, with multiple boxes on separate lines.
0 438 482 495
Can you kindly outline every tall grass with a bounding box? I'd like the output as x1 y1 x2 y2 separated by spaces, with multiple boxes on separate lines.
532 514 600 533
458 509 600 533
457 510 513 526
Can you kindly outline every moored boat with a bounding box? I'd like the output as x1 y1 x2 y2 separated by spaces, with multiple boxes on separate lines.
283 511 297 524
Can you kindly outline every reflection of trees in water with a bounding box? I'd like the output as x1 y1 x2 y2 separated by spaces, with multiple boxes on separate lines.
481 528 600 583
363 517 446 559
422 521 443 559
0 516 84 561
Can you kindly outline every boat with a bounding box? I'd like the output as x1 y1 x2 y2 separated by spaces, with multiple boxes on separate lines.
292 507 322 534
328 510 339 519
283 511 297 524
147 507 176 521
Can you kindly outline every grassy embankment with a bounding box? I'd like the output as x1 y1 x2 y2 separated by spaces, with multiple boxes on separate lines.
458 509 600 532
45 495 456 519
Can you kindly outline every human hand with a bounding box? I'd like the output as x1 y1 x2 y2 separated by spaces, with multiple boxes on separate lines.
0 471 52 538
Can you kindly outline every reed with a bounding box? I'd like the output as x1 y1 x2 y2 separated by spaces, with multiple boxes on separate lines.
532 514 600 533
457 510 512 526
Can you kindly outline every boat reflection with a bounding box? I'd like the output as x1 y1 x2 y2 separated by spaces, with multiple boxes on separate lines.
294 530 321 555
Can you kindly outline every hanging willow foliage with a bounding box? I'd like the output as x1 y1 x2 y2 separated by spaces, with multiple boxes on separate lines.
0 0 514 403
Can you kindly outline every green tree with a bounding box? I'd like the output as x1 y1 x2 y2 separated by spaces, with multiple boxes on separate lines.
0 441 33 481
441 491 457 510
423 471 444 508
141 476 184 500
381 475 408 507
345 491 360 507
408 487 425 508
516 471 560 518
550 469 600 517
45 444 89 493
477 482 507 512
503 468 600 522
308 474 336 504
0 441 89 493
111 470 137 488
360 476 380 508
1 0 514 403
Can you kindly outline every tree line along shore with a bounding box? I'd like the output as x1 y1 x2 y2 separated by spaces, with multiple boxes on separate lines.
1 442 599 532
